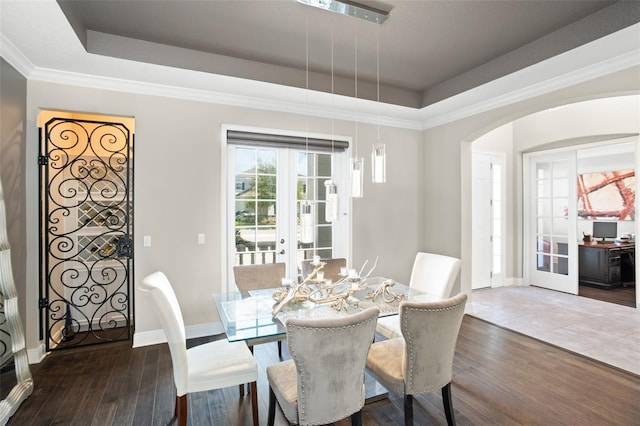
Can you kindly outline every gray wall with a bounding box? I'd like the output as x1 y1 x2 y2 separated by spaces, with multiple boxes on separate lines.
24 80 422 352
10 60 640 356
0 57 27 329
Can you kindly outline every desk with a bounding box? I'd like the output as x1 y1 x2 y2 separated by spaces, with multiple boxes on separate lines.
578 241 635 289
214 278 437 347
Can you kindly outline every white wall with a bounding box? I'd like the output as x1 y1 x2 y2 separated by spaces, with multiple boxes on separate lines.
514 97 640 152
25 81 422 355
424 74 639 299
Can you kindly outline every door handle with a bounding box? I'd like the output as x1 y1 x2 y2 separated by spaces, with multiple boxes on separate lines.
280 249 285 255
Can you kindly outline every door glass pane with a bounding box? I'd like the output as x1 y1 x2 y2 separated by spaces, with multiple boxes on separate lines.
317 154 332 177
493 219 501 238
538 199 552 217
296 152 335 273
553 178 568 197
552 161 568 178
492 200 502 220
493 236 502 273
537 218 552 234
534 159 570 276
552 198 568 217
553 218 568 236
537 179 551 197
234 147 278 265
537 163 551 178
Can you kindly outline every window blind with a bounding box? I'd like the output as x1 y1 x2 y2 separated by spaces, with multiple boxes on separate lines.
227 130 348 152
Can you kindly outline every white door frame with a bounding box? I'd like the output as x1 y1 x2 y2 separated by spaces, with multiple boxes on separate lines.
220 124 351 293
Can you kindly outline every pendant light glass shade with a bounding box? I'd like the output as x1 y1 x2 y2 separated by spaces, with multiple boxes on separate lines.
324 180 339 222
300 201 314 243
350 157 364 198
372 143 386 183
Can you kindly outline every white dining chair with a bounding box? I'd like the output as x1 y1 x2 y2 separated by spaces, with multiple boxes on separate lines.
366 293 468 426
266 307 379 426
376 252 461 339
140 272 258 426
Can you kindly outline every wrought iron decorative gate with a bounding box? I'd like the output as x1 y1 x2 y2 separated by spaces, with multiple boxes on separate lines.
39 116 134 351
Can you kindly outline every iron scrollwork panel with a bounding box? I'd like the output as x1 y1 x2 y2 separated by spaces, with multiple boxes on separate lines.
42 118 133 350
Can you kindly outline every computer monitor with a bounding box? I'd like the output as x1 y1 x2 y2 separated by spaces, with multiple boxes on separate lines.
592 221 617 242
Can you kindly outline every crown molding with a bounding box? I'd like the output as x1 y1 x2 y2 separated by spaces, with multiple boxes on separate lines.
0 33 34 78
3 13 638 133
26 64 424 130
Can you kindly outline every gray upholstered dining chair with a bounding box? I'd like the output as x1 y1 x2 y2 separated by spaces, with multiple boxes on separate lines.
300 257 347 281
266 307 379 426
234 262 287 290
140 272 258 426
376 252 461 339
234 262 287 358
366 293 467 426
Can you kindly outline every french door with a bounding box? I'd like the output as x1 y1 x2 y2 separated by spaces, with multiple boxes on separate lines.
225 132 348 290
525 151 578 294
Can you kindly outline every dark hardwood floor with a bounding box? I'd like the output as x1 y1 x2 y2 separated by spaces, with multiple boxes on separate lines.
10 316 640 425
579 283 636 308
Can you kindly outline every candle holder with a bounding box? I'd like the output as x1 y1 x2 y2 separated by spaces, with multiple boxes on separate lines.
270 257 402 315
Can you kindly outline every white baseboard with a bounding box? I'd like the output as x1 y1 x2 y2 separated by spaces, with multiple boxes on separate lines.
510 277 525 286
28 322 225 359
27 342 47 364
133 321 224 348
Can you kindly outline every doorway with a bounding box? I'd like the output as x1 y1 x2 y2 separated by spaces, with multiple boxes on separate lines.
523 138 638 306
575 140 637 308
39 111 135 351
224 128 349 289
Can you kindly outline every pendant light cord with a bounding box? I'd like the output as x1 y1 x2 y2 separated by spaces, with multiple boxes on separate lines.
354 27 358 158
331 25 335 157
376 24 380 141
305 17 310 202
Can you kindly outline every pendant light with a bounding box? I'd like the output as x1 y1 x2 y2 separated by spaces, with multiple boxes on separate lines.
351 157 364 198
301 19 314 243
351 26 364 198
325 26 339 222
300 200 313 243
324 179 339 222
372 24 386 183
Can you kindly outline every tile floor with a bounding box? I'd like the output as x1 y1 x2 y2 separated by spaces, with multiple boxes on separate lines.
466 286 640 376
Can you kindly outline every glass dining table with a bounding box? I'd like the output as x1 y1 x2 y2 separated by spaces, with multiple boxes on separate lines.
213 277 438 348
213 277 439 403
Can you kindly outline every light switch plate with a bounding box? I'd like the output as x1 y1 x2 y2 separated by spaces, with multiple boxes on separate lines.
143 236 151 247
198 233 205 244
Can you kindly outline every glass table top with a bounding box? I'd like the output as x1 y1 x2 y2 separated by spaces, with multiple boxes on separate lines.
213 277 438 343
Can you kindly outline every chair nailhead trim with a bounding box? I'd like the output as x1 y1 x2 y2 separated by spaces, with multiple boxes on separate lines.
287 315 377 424
402 301 465 392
